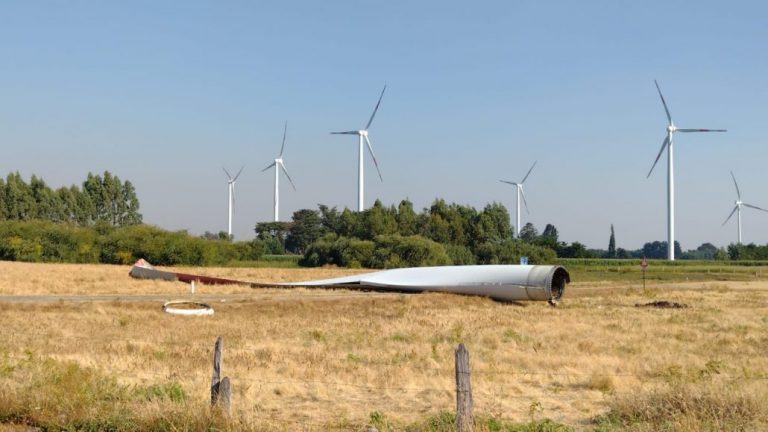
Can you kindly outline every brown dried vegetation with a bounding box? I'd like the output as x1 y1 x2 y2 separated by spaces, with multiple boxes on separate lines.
0 261 767 431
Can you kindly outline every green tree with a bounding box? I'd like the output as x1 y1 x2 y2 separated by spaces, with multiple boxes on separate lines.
286 209 324 254
608 224 616 258
519 222 539 243
396 199 419 236
536 223 559 250
472 202 511 246
255 221 290 254
3 172 36 220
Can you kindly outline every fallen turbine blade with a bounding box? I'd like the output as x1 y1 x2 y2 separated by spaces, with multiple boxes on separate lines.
365 84 387 130
722 206 738 226
279 121 288 157
677 128 727 133
262 162 276 172
647 135 670 178
730 171 741 200
364 134 383 181
280 161 297 191
654 80 672 125
521 161 537 184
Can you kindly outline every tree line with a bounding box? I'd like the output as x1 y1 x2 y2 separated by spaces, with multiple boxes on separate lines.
258 200 768 266
0 172 261 266
0 171 142 226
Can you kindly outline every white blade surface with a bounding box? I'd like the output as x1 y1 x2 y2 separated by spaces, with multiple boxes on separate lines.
654 80 672 125
279 161 296 190
743 203 768 213
722 206 738 226
364 134 383 181
521 161 537 183
279 121 288 157
730 171 741 200
647 135 669 178
677 128 727 133
365 85 387 130
233 166 244 182
520 187 530 214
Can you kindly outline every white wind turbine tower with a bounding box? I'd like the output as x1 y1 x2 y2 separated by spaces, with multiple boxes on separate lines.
223 166 244 237
722 171 768 244
262 121 296 221
646 80 727 260
331 85 385 212
500 161 537 238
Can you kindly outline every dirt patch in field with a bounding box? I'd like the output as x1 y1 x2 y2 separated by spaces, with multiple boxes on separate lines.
635 300 689 309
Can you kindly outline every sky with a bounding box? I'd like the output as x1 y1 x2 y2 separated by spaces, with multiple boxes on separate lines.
1 1 766 250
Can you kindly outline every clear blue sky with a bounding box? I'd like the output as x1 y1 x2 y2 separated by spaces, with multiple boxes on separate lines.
1 1 766 249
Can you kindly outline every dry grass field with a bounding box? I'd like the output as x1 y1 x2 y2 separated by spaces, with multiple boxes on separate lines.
1 261 767 431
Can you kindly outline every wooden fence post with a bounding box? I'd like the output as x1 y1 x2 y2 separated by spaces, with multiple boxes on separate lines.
455 343 473 432
211 336 222 405
219 377 232 414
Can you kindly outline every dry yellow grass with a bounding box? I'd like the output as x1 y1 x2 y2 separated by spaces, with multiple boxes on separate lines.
1 261 767 430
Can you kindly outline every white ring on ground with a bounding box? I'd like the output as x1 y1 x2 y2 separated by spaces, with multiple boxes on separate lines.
162 300 214 316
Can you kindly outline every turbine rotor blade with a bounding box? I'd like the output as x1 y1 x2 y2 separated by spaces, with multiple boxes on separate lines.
262 162 276 172
223 167 233 179
520 187 530 214
730 171 741 200
521 161 537 184
330 131 360 135
365 84 387 130
743 203 768 213
279 121 287 157
364 134 383 181
499 180 520 186
722 206 738 226
647 135 670 178
231 184 236 209
654 80 672 125
677 128 727 133
233 166 245 182
279 161 297 191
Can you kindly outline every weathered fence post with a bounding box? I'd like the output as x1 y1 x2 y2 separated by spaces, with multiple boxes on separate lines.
211 336 222 405
211 336 233 414
219 377 232 414
455 343 473 432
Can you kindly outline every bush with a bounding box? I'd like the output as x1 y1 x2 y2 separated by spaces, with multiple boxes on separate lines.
475 239 557 265
0 220 262 266
369 235 451 268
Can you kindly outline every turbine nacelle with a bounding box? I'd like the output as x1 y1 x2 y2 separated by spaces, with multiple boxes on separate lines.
359 130 368 137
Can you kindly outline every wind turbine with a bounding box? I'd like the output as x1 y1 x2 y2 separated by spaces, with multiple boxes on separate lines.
223 166 244 237
331 85 386 212
646 80 727 260
500 161 537 238
262 121 296 221
722 171 768 244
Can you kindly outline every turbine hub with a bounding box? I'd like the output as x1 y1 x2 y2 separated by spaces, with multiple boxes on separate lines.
359 130 368 136
667 125 676 133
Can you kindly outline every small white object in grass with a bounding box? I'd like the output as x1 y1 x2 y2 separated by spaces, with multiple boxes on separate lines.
191 280 196 294
162 301 213 316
